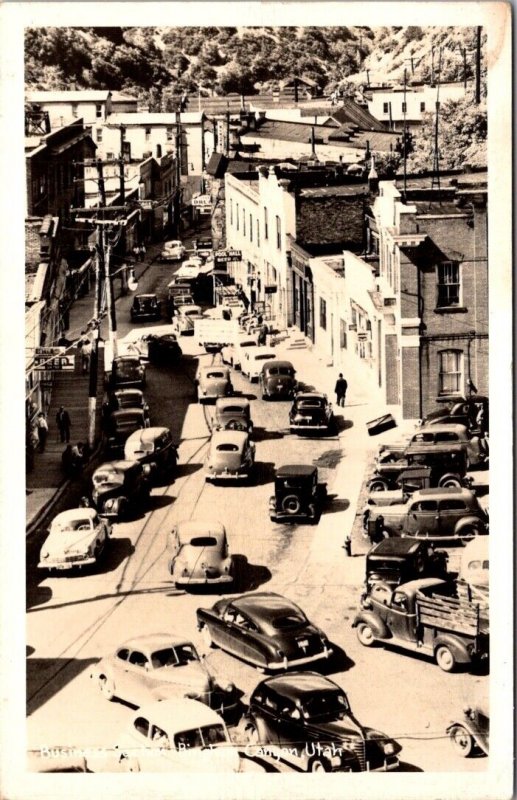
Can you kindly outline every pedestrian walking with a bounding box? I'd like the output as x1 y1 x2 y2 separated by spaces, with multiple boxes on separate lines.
36 412 48 453
258 322 268 346
335 373 348 407
81 337 92 374
56 406 71 443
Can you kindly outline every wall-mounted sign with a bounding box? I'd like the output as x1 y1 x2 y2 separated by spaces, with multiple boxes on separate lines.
214 249 242 263
264 285 277 294
34 347 75 371
192 194 212 211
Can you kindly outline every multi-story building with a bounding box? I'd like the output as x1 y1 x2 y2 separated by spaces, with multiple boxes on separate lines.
26 90 113 128
366 81 467 131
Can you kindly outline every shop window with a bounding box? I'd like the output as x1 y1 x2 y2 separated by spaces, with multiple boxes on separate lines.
436 261 460 307
420 101 426 112
320 298 327 330
383 102 389 114
439 350 463 395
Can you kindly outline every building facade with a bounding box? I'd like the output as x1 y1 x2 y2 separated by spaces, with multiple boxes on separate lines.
366 82 467 131
26 90 113 128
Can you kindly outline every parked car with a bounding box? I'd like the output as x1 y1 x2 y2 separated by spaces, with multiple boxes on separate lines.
108 356 146 390
167 521 234 586
167 292 194 317
197 592 332 671
241 347 277 381
289 392 334 435
422 395 489 434
212 397 253 432
368 442 471 493
269 465 327 524
124 427 178 479
205 430 255 482
92 633 238 716
160 239 185 261
38 508 111 571
196 365 233 403
447 703 489 757
244 672 401 772
130 294 161 323
103 388 150 424
105 408 148 456
259 360 297 400
90 460 150 520
408 423 487 467
173 304 203 335
115 698 240 773
221 334 258 369
364 538 449 593
365 487 488 543
146 333 183 365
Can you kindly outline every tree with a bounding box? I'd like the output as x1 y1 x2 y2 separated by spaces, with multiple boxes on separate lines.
218 62 256 94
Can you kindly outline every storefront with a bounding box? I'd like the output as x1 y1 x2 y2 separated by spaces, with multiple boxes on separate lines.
290 244 314 342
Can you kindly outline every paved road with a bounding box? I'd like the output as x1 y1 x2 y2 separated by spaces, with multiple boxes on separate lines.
26 257 488 774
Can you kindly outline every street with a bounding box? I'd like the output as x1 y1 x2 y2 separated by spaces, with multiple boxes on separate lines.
26 252 488 774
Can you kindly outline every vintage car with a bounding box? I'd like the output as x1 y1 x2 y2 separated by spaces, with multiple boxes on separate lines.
92 633 238 716
146 333 183 365
212 397 253 432
167 521 234 586
130 294 161 323
196 592 332 671
167 291 194 317
259 360 297 400
289 392 334 435
368 442 471 493
408 423 487 467
91 460 150 520
105 408 148 456
115 698 240 773
38 508 111 571
173 304 203 335
365 487 488 543
269 465 327 524
422 395 489 434
221 334 258 370
241 347 277 381
205 430 255 482
196 365 233 403
447 702 489 757
108 355 146 390
364 538 448 592
244 672 401 773
160 239 186 261
124 426 178 478
103 388 150 424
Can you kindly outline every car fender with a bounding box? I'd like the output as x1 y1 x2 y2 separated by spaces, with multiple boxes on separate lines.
454 515 486 536
433 633 472 664
352 610 390 640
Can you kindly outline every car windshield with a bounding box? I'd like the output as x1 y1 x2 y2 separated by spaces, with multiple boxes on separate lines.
269 367 293 376
189 536 218 547
174 724 227 750
93 470 123 486
216 443 239 452
220 406 245 415
206 371 225 379
302 691 350 721
151 644 199 668
56 518 93 533
185 308 201 317
127 442 154 455
114 361 140 377
298 400 322 409
138 297 157 309
272 612 307 629
239 341 256 348
256 353 275 361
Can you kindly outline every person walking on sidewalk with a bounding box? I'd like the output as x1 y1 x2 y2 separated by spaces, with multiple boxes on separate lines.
56 406 71 443
335 373 348 407
36 412 48 453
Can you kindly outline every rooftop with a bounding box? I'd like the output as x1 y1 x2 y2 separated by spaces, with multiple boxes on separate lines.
26 90 110 103
299 183 368 198
241 118 397 152
106 112 203 126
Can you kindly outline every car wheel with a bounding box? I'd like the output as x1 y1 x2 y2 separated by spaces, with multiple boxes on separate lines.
438 474 462 488
98 674 115 701
369 479 389 492
356 622 376 647
308 758 329 773
449 724 475 757
435 644 457 672
282 495 301 515
458 524 479 543
202 624 215 649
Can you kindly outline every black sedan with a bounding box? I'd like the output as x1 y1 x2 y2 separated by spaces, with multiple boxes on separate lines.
244 672 401 772
130 293 161 323
146 333 183 365
289 392 334 435
196 592 332 671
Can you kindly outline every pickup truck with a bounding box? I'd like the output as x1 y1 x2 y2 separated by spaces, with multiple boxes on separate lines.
352 577 489 672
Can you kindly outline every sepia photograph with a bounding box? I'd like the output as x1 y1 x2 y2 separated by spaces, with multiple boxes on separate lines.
0 2 512 799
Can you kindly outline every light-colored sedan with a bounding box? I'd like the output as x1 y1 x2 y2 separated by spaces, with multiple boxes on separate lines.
168 520 234 586
38 508 111 571
196 365 233 402
160 240 185 261
115 698 241 773
205 430 255 482
173 304 203 335
91 633 238 713
221 333 258 369
241 346 277 381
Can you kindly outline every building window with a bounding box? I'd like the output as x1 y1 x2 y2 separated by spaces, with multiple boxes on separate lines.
145 128 151 140
71 103 78 118
401 102 407 113
256 218 260 247
383 102 389 114
264 207 268 239
437 261 460 307
243 208 246 236
439 350 463 395
250 213 253 242
275 215 281 249
96 128 103 143
166 127 174 140
230 199 233 226
95 104 102 119
236 203 239 231
320 297 327 330
340 319 347 349
420 101 426 112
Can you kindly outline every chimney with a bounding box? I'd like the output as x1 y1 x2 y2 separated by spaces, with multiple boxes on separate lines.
368 156 379 193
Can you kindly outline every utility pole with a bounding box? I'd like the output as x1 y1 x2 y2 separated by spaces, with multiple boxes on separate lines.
119 126 126 203
96 158 107 207
402 68 408 200
475 26 482 103
431 49 442 194
87 228 104 448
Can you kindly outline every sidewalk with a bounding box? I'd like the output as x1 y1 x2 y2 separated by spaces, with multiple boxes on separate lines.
25 249 159 534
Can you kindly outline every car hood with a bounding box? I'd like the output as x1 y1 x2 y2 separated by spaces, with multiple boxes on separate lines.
150 663 212 698
42 528 96 557
301 716 398 753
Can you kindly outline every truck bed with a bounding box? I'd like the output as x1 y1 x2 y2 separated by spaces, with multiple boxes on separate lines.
416 591 487 636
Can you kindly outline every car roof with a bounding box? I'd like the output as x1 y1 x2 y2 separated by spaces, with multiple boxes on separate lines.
410 487 474 499
211 430 248 445
114 355 140 363
232 592 302 621
53 508 97 524
175 520 226 540
261 360 295 369
250 348 276 358
125 427 170 444
133 698 224 730
295 392 326 401
397 467 432 480
215 397 249 411
95 460 138 473
261 671 338 699
135 293 157 300
276 465 316 478
368 538 422 557
415 423 468 435
117 633 196 651
406 442 465 455
200 365 229 375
